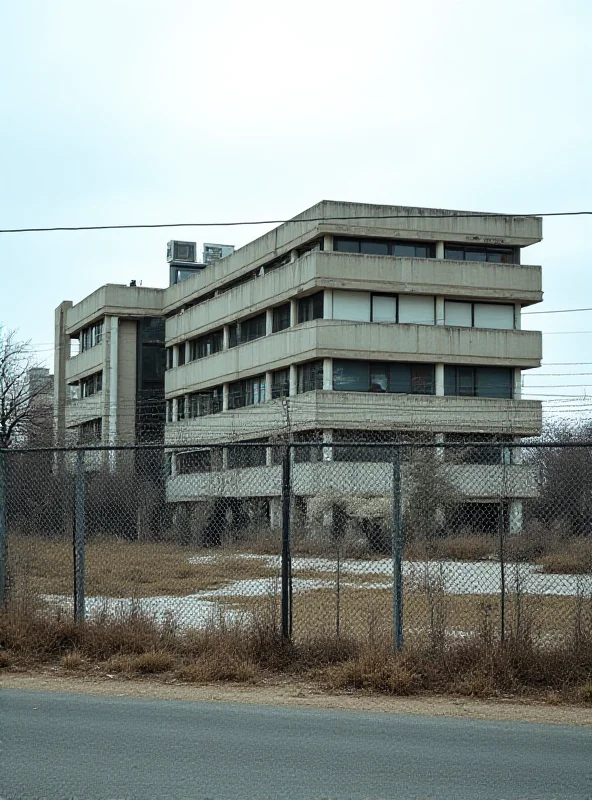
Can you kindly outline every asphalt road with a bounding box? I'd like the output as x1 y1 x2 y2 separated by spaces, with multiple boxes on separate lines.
0 690 590 800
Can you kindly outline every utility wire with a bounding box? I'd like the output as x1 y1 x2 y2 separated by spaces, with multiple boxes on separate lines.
1 210 591 235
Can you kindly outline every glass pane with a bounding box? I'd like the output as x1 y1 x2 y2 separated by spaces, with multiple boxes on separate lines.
476 367 513 398
334 238 360 253
312 291 324 320
445 301 472 327
465 249 487 262
393 244 416 257
444 366 456 395
370 365 389 392
411 365 435 394
445 247 465 260
389 363 411 393
487 248 514 264
333 360 369 392
372 295 397 323
360 240 389 255
458 367 475 396
414 245 429 258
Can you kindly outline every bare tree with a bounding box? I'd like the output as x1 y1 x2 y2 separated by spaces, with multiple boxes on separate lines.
0 328 53 448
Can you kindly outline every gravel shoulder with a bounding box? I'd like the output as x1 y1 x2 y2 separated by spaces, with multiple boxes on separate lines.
1 672 590 726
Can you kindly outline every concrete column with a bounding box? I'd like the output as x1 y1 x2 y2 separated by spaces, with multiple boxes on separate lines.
222 382 229 412
435 432 445 461
322 429 333 462
266 308 273 336
184 341 190 363
108 316 118 447
514 303 522 330
323 234 334 252
436 241 445 259
435 297 445 325
172 344 179 368
323 358 333 391
172 397 178 422
264 370 273 403
170 451 178 477
290 299 298 326
509 501 523 535
290 248 298 262
513 368 522 399
223 325 230 350
323 288 333 319
435 363 445 396
222 447 228 470
53 301 73 448
289 364 298 397
512 436 523 465
266 444 273 467
269 496 282 529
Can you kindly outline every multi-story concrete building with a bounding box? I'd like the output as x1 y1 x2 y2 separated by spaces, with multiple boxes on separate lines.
53 285 166 459
162 201 543 533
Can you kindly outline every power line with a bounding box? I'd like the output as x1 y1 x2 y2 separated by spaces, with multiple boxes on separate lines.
523 307 592 315
1 210 591 235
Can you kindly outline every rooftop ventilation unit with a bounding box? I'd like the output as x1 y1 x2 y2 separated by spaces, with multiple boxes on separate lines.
167 240 197 263
203 243 235 265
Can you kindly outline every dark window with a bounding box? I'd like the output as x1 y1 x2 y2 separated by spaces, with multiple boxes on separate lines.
390 363 435 395
444 366 513 399
190 329 223 360
178 345 186 367
166 348 173 369
167 399 173 422
79 418 102 444
272 303 291 333
177 397 186 420
297 361 324 393
360 240 389 255
227 439 267 469
293 430 323 463
271 368 290 399
334 237 360 253
334 360 435 395
228 375 266 409
178 449 212 474
334 237 435 258
80 371 103 398
333 430 427 463
229 313 266 347
333 360 369 392
444 434 512 465
298 291 324 323
79 319 104 352
188 388 223 417
444 245 515 264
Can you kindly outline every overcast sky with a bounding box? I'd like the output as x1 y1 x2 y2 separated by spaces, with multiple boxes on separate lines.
1 0 591 417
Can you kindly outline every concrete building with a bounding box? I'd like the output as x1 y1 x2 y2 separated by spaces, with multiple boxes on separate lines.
161 201 543 534
53 285 166 460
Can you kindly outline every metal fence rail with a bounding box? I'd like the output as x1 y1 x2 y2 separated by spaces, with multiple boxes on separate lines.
1 440 591 649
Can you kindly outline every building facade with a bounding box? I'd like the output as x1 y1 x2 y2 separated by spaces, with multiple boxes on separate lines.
161 201 543 534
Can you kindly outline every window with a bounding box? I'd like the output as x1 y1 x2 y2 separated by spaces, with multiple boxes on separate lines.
166 348 173 369
398 295 435 325
271 368 290 399
177 345 186 367
297 291 324 323
177 397 186 420
292 430 323 463
272 303 291 333
444 245 516 264
371 294 397 323
227 439 268 469
178 449 212 474
333 290 371 322
444 366 513 399
228 313 266 347
79 418 102 444
79 319 104 352
189 329 223 361
80 371 102 398
333 360 435 395
333 238 435 258
188 388 223 417
297 361 324 393
444 434 513 465
228 375 266 409
445 301 515 330
167 399 173 422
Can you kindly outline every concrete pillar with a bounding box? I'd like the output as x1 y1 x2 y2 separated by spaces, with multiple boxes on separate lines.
323 288 333 319
264 370 273 403
435 432 445 461
435 363 445 396
266 445 273 466
289 364 298 397
222 447 229 470
265 308 273 336
172 397 178 422
184 341 190 363
223 325 230 350
170 451 178 477
323 234 334 251
108 316 118 447
323 357 333 391
290 248 298 263
322 429 333 462
269 496 282 530
512 436 523 465
222 383 229 412
513 368 522 399
53 301 73 448
172 344 179 368
436 241 445 259
290 299 298 326
514 303 522 330
435 297 445 325
509 501 523 535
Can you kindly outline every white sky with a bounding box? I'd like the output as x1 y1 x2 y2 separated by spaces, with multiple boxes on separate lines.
1 0 591 418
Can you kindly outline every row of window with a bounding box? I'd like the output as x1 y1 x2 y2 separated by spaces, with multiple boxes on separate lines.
80 371 102 397
79 418 102 444
80 319 104 352
333 237 517 264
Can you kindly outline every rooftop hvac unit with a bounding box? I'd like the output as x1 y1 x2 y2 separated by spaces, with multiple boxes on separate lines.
167 240 197 263
203 243 235 265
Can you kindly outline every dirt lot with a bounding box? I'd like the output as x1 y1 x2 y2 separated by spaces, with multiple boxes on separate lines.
2 672 590 726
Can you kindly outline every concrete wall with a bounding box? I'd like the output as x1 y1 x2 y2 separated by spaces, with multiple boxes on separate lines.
64 285 164 336
65 343 105 382
163 201 542 315
165 251 542 345
116 319 138 443
165 322 541 397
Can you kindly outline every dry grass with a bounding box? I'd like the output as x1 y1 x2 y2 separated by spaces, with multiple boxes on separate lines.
61 650 84 670
8 536 278 597
538 538 592 575
406 535 497 562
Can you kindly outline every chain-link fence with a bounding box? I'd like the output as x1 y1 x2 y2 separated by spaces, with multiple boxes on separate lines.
1 439 591 649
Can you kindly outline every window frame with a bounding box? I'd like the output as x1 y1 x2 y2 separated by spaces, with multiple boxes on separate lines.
272 303 291 333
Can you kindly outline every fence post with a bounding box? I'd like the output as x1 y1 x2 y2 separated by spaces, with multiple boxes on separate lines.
0 449 7 610
74 449 86 623
392 447 404 651
281 443 292 640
